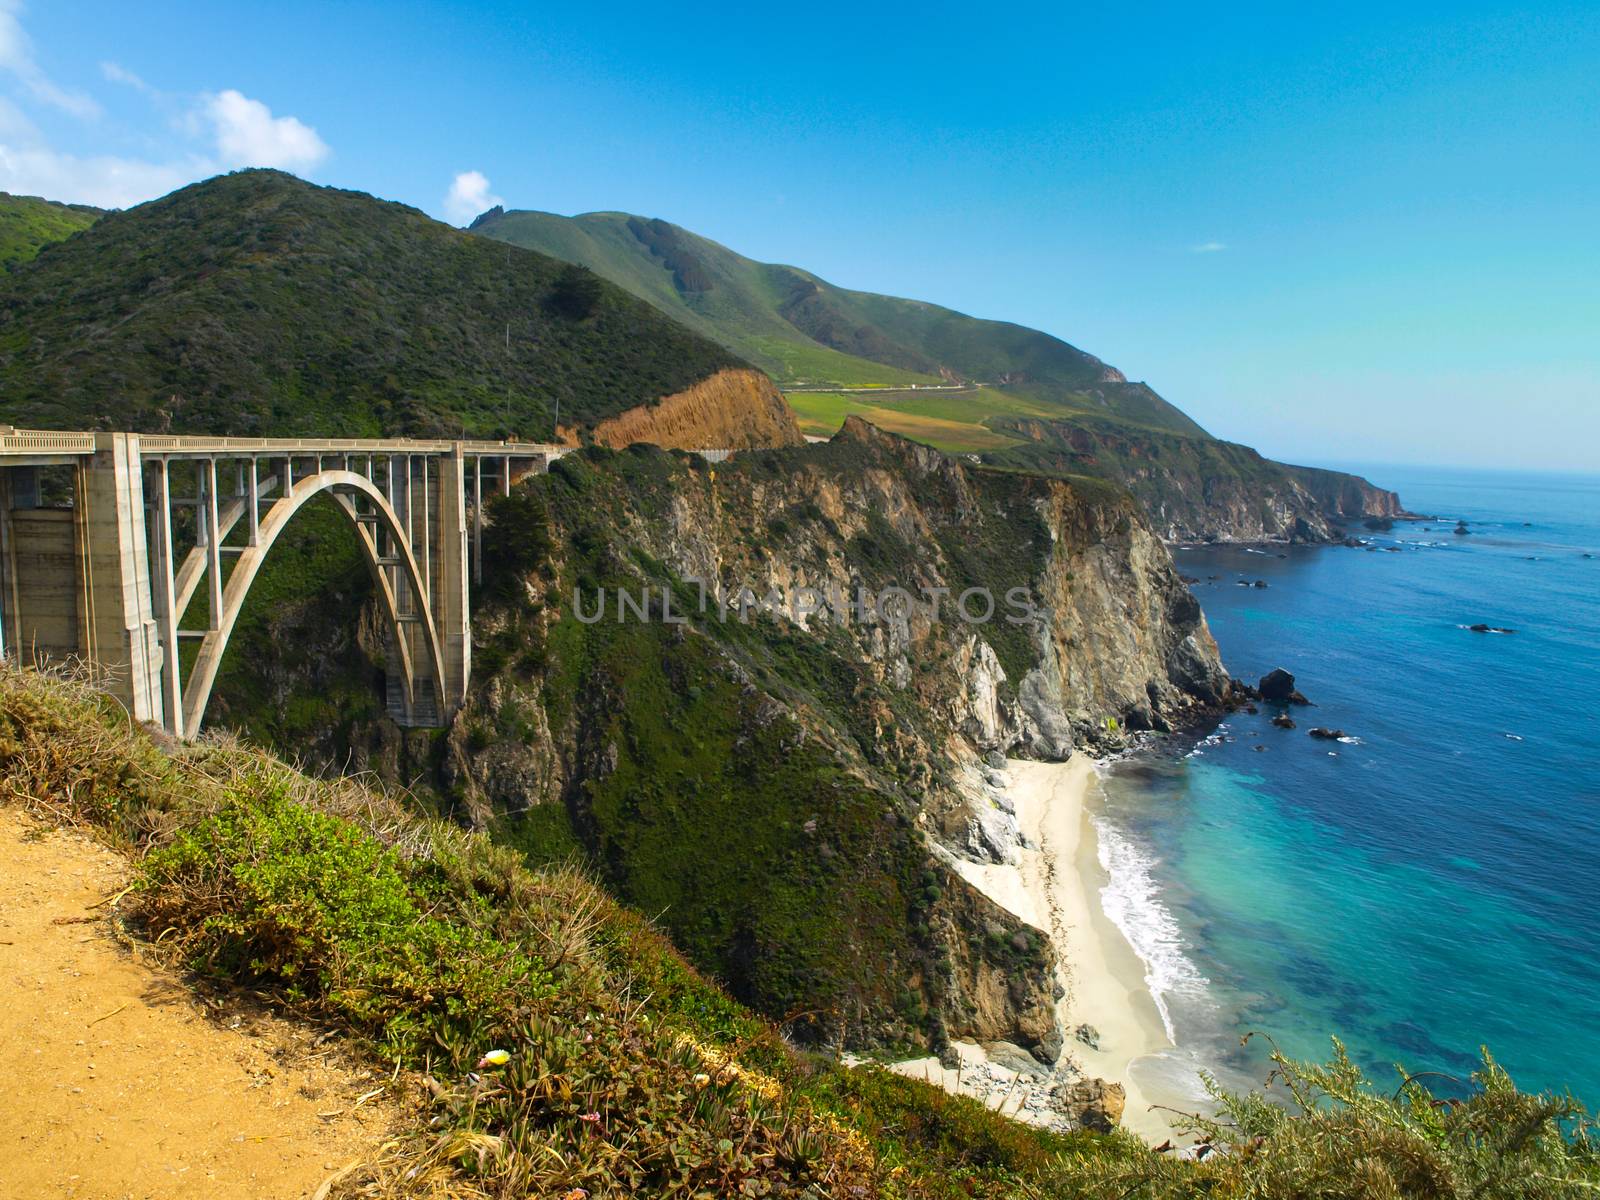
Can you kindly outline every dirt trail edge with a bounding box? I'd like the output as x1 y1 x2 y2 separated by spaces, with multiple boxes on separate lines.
0 808 400 1200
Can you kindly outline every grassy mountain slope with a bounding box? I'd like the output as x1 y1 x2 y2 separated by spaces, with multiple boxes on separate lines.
0 192 101 272
472 207 1207 437
0 171 742 437
471 206 1409 538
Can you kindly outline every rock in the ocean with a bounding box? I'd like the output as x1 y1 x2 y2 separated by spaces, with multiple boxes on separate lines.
1468 624 1516 634
1254 580 1270 588
1259 668 1296 701
1272 714 1297 730
1455 521 1471 536
1308 727 1345 740
1259 669 1311 705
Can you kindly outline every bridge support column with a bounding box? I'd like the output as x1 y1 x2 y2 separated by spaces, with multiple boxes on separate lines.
437 446 471 710
75 434 162 723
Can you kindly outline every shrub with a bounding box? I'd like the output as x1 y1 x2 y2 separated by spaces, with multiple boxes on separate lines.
138 773 554 1055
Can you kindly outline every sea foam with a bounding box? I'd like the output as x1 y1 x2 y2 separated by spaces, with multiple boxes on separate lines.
1093 816 1212 1042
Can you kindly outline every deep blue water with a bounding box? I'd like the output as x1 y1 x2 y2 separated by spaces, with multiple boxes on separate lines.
1097 465 1600 1111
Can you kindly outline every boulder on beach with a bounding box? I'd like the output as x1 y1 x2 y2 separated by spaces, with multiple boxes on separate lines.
1057 1078 1127 1133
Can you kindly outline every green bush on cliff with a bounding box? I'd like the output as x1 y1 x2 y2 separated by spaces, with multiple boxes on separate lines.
140 776 555 1055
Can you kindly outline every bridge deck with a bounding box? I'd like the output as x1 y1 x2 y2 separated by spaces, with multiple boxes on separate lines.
0 428 564 462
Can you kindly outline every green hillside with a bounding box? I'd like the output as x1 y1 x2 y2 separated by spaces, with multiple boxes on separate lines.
0 192 101 271
0 171 741 437
472 207 1208 438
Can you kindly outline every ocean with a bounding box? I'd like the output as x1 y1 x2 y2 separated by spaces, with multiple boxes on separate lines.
1097 464 1600 1116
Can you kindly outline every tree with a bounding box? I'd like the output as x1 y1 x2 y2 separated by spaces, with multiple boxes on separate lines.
547 264 603 320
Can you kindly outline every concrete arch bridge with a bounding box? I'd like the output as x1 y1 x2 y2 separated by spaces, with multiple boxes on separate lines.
0 429 566 737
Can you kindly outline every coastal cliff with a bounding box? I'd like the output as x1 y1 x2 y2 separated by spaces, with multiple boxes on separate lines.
440 418 1227 1073
987 416 1404 543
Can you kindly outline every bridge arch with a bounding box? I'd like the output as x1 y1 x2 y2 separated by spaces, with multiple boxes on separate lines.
180 470 445 737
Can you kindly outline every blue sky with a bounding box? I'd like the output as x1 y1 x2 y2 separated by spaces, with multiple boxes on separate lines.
2 1 1596 472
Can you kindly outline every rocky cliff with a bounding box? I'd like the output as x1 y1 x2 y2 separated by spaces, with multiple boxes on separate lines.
443 418 1228 1065
987 416 1405 543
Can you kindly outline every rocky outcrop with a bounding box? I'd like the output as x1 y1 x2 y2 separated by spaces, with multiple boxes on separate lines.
590 367 804 450
1258 668 1310 706
931 873 1061 1062
1289 464 1405 522
987 416 1406 543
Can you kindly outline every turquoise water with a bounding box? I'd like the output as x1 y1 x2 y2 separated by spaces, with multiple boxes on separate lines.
1097 465 1600 1111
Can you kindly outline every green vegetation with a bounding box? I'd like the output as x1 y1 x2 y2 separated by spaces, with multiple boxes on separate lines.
470 207 1207 435
785 385 1064 452
478 447 958 1048
0 191 100 271
0 170 741 436
3 667 1595 1198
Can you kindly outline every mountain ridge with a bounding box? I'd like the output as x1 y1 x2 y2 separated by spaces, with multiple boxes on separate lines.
0 171 754 441
472 207 1208 438
470 205 1404 541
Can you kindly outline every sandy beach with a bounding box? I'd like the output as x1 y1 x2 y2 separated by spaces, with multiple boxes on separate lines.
913 756 1180 1143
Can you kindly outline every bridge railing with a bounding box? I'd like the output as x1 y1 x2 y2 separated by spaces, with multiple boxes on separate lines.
0 430 98 456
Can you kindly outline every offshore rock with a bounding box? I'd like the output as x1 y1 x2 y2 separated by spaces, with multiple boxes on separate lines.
1259 668 1310 705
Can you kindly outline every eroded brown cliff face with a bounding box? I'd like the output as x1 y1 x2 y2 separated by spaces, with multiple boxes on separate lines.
590 367 804 450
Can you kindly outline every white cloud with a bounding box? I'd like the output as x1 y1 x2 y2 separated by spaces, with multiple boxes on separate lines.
0 5 331 209
444 170 503 225
0 142 195 208
0 0 99 119
204 89 329 170
99 61 150 92
1190 241 1228 254
0 85 331 208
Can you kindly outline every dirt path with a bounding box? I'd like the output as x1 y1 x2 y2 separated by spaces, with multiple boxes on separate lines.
0 808 400 1200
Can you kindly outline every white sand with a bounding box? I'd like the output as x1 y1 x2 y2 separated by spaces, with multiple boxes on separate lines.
940 757 1178 1143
